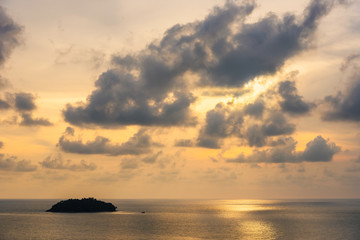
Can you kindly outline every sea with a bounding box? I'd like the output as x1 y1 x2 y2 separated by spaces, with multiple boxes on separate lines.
0 199 360 240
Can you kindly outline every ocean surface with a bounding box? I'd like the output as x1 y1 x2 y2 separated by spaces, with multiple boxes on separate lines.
0 199 360 240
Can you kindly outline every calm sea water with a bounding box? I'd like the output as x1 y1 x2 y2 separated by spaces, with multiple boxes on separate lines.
0 199 360 240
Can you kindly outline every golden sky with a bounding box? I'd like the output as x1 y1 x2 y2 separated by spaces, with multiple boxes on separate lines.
0 0 360 199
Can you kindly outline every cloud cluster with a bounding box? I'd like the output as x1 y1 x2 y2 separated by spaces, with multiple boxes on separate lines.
227 135 340 163
0 8 51 127
0 6 22 67
278 80 314 115
0 92 52 126
322 56 360 121
195 98 296 149
0 154 37 172
63 0 338 127
57 127 161 155
39 154 96 171
197 102 243 148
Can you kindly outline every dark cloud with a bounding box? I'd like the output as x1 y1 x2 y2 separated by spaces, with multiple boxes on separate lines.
19 113 52 126
244 113 295 147
245 124 266 147
261 112 295 136
63 0 339 127
0 154 37 172
39 154 96 171
0 98 10 110
278 80 314 115
0 141 3 149
0 92 52 126
301 136 341 162
0 6 22 66
196 100 294 148
13 92 36 112
197 102 242 148
227 135 340 163
322 65 360 121
244 99 265 118
57 127 161 155
63 70 197 127
197 136 222 149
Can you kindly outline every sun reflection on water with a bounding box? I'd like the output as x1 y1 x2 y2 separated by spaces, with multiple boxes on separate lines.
217 200 281 239
219 199 279 212
240 220 278 240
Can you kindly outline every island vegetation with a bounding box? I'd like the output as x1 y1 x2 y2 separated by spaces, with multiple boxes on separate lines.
46 198 117 213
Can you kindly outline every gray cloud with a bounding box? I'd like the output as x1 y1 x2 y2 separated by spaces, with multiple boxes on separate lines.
227 135 340 163
0 98 10 110
0 154 37 172
244 99 265 118
0 6 22 67
0 141 3 148
174 139 195 147
197 136 222 149
197 102 242 148
120 158 139 170
0 92 52 126
39 154 96 171
245 124 266 147
142 151 162 164
322 66 360 121
13 92 36 112
19 113 52 126
278 80 314 115
57 127 161 155
244 113 295 147
63 0 339 127
340 53 360 72
301 136 341 162
261 112 295 136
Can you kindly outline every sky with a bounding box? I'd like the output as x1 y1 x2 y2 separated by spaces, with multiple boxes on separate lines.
0 0 360 199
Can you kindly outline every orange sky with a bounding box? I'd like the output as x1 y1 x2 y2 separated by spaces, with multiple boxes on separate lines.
0 0 360 199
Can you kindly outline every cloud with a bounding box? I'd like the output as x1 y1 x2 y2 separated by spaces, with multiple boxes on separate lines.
227 135 340 163
0 77 10 90
120 158 139 170
39 154 96 171
244 112 295 147
322 60 360 121
0 98 10 110
245 124 266 147
0 92 52 126
301 136 341 162
278 80 314 115
63 70 197 127
244 99 265 118
0 6 22 67
174 139 195 147
19 113 52 126
197 102 242 148
13 92 36 112
0 154 37 172
261 112 295 136
0 141 3 148
63 0 339 127
142 151 163 164
57 127 161 155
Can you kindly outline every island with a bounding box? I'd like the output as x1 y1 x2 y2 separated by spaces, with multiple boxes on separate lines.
46 198 117 212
